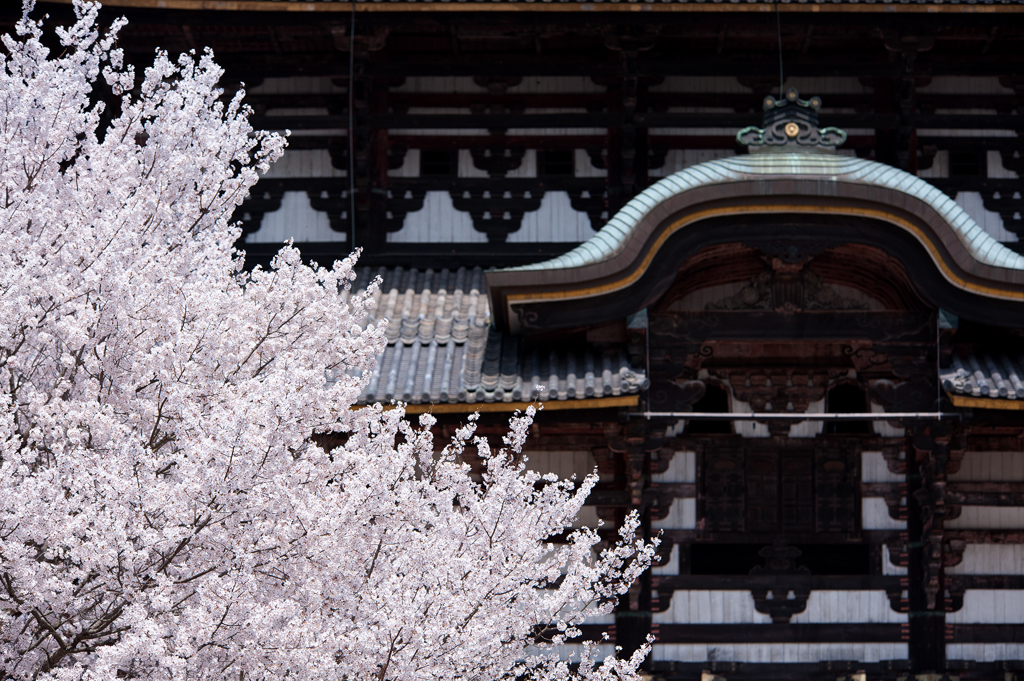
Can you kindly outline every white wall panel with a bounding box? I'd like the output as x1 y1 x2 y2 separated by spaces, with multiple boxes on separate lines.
649 149 735 177
458 149 489 178
246 191 346 244
883 545 908 575
507 150 538 179
387 191 484 243
509 192 593 243
950 452 1024 481
388 148 419 178
263 149 344 179
789 591 906 624
652 498 696 530
917 76 1014 95
872 401 906 437
947 590 1024 623
862 451 904 483
651 643 908 663
575 149 607 178
787 397 824 439
732 396 770 438
946 544 1024 575
786 77 874 95
652 544 680 576
862 498 906 530
391 107 485 136
508 77 606 94
947 644 1024 662
248 76 345 95
956 192 1017 242
652 451 696 484
653 591 770 625
391 77 479 93
947 506 1024 529
988 149 1020 179
508 108 604 136
919 109 1017 138
648 76 749 93
919 150 948 179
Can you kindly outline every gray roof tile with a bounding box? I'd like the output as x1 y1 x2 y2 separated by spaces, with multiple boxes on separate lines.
342 266 647 405
942 352 1024 401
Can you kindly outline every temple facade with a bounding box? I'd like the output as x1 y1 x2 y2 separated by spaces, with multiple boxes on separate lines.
20 0 1024 677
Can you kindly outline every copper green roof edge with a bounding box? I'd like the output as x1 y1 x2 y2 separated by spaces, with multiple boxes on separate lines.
499 154 1024 274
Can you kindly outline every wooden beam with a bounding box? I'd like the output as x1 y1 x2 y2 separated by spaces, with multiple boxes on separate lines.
43 0 1024 14
651 623 906 644
950 624 1024 643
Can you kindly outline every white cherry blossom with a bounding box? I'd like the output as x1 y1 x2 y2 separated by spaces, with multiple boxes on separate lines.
0 3 656 680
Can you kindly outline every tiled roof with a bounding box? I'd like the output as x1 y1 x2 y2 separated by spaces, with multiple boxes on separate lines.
345 267 647 405
502 154 1024 274
941 353 1024 401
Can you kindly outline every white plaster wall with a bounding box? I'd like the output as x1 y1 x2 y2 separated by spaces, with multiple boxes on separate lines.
789 591 906 624
882 545 908 576
653 591 770 625
862 451 904 483
245 191 346 244
862 498 906 531
387 191 484 243
652 451 697 484
946 506 1024 529
947 590 1024 623
652 498 696 530
946 545 1024 575
263 149 344 179
509 192 594 243
950 452 1024 481
652 643 908 663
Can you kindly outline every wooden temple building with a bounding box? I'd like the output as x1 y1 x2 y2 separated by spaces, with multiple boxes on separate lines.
21 0 1024 677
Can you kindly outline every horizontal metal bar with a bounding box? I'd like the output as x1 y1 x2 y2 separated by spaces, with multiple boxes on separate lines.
637 411 960 420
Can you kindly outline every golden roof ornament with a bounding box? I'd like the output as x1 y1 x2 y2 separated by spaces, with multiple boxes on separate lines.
737 87 847 154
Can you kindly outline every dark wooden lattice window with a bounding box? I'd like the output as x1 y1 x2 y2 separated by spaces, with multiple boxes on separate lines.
702 451 745 532
701 448 857 534
815 452 859 533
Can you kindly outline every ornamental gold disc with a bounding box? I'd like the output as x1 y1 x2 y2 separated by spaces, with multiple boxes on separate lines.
784 122 800 138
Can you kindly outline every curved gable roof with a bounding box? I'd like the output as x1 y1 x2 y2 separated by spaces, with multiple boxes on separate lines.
487 153 1024 333
507 154 1024 273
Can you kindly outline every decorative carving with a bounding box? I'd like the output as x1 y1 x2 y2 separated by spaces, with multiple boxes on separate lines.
567 186 608 231
449 186 544 242
307 188 353 234
469 146 526 178
736 88 847 153
706 270 868 312
235 185 284 238
714 368 830 415
648 379 706 414
384 186 427 233
707 271 772 310
749 542 811 624
871 378 936 412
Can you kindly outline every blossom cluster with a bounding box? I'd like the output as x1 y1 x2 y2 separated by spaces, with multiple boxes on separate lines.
0 3 655 679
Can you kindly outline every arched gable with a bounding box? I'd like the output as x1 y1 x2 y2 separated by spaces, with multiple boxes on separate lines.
487 154 1024 333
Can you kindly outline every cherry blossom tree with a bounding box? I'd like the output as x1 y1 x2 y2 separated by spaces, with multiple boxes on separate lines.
0 3 656 680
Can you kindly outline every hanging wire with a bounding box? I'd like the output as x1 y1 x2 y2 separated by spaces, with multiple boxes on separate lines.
774 0 785 97
348 2 357 249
